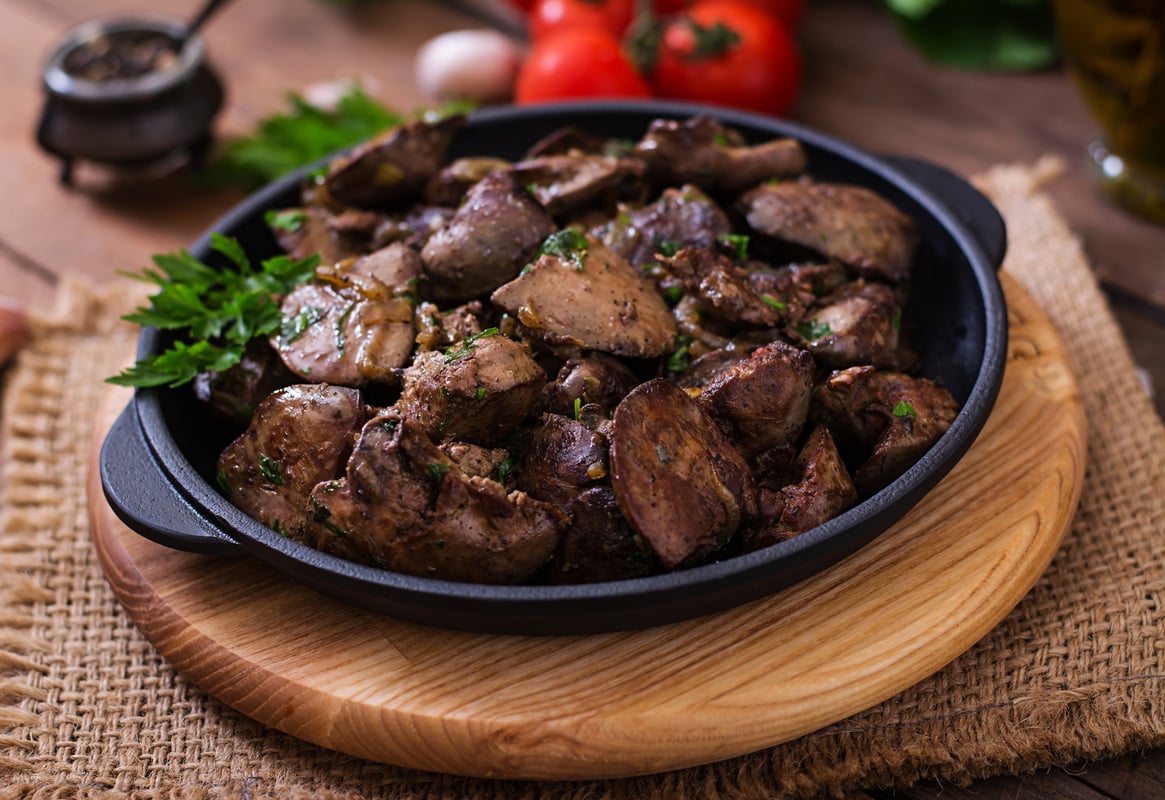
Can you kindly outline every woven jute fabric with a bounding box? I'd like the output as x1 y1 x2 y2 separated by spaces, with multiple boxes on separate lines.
1 161 1163 799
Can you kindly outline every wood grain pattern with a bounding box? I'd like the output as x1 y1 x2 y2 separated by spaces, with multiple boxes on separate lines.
87 273 1087 780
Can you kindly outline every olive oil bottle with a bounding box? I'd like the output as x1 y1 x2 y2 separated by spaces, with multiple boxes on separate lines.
1055 0 1165 222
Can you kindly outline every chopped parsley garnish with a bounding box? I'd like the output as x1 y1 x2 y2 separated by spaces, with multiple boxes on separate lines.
535 228 589 271
199 85 408 191
216 470 230 494
667 333 693 374
712 133 731 147
573 397 582 420
892 307 903 332
893 401 918 418
427 462 451 482
264 208 308 233
443 327 500 363
259 454 284 486
333 302 356 355
107 234 319 388
796 319 833 341
380 418 399 434
654 237 680 258
271 519 287 537
718 233 750 260
525 182 540 197
663 285 685 305
318 516 351 540
760 295 786 310
495 454 514 484
280 305 323 344
475 386 487 401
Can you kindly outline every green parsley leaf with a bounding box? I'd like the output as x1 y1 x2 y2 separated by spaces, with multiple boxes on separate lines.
654 237 680 258
106 339 242 388
796 319 833 341
280 306 324 344
495 454 514 484
107 238 319 388
259 454 284 486
718 233 750 260
443 327 500 364
265 208 308 233
427 462 451 483
536 228 590 271
893 400 918 418
199 86 405 190
667 333 693 374
760 294 787 310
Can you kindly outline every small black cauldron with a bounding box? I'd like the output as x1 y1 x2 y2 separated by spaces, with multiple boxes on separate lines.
36 15 225 185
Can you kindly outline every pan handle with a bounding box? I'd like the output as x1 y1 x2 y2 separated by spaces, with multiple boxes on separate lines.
100 403 242 555
882 155 1008 273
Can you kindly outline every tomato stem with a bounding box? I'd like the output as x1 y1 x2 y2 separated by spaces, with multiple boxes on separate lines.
683 19 741 60
625 1 660 76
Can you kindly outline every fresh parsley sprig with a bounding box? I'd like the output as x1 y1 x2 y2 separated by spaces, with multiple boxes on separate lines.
198 85 475 191
108 234 319 388
200 86 405 190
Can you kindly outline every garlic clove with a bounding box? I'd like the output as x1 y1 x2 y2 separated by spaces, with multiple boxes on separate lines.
415 29 522 105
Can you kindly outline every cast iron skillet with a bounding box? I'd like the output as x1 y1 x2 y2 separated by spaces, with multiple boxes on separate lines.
99 100 1008 636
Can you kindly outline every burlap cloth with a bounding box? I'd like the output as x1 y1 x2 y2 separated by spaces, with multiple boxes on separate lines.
0 160 1162 799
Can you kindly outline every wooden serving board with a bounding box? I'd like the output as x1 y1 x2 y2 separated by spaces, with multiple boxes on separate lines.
88 273 1086 780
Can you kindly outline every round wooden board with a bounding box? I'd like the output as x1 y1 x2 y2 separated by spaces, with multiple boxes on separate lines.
88 273 1086 780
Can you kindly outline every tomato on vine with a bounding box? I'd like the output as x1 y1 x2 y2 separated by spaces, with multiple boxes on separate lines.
650 0 804 29
515 27 652 104
529 0 636 40
647 0 801 115
736 0 804 30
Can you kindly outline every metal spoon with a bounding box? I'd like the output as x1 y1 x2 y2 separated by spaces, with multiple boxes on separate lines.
178 0 235 47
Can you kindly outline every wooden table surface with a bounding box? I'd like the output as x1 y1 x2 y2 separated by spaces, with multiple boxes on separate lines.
1 0 1162 796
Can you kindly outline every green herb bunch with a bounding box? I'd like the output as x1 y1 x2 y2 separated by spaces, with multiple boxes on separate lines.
200 85 473 191
108 234 318 388
202 86 404 190
886 0 1057 72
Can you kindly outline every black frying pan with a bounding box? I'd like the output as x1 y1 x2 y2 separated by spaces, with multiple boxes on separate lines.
99 100 1008 635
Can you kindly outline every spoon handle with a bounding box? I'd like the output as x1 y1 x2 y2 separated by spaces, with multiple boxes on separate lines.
186 0 235 39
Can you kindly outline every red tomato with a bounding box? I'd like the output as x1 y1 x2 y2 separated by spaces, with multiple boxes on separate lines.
530 0 636 40
650 0 800 116
738 0 804 29
652 0 803 29
515 28 651 104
